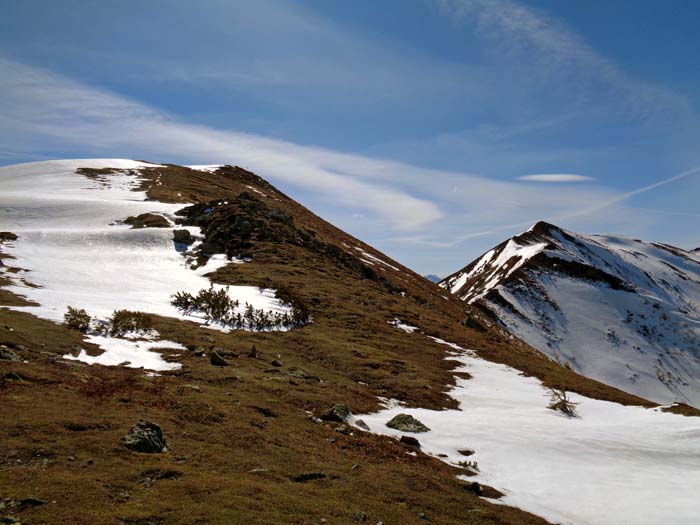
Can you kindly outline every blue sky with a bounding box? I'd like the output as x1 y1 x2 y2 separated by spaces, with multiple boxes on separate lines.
2 0 699 275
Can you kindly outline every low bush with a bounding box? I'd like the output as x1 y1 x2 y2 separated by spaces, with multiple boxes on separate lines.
64 307 91 332
171 284 309 330
110 310 152 336
548 388 579 417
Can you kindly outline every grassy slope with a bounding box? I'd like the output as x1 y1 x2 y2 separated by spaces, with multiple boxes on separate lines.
0 163 665 524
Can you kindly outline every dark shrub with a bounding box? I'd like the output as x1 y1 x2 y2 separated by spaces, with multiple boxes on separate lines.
64 307 91 332
110 310 152 336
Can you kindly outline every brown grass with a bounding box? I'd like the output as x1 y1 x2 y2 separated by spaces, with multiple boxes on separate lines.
0 162 672 524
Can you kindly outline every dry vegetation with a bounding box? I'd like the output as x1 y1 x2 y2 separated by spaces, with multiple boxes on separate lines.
0 163 666 524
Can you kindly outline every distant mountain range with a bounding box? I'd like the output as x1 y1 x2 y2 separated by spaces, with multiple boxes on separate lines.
424 274 442 283
441 221 700 406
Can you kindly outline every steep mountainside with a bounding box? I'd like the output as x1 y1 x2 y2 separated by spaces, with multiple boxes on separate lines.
441 221 700 406
1 162 698 525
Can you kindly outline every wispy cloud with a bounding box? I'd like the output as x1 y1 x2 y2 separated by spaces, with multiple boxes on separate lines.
518 174 593 183
0 58 443 232
432 0 697 150
1 53 697 273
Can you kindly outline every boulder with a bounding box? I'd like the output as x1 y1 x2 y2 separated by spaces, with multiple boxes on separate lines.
321 403 351 422
0 346 20 361
385 413 430 433
122 420 167 453
172 229 195 245
399 435 421 448
124 213 170 229
354 419 370 431
466 481 483 496
0 232 18 242
210 351 229 367
290 472 326 483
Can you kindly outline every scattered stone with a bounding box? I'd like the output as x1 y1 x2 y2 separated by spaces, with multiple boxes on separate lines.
321 403 351 422
1 516 18 524
4 372 22 381
385 413 430 433
399 435 421 448
17 498 47 508
124 212 170 228
354 419 370 431
172 229 195 245
461 315 486 332
336 424 352 435
351 464 360 470
466 481 483 496
248 468 269 474
182 384 201 392
458 449 475 457
213 347 239 358
271 359 283 367
248 345 259 358
0 346 20 361
122 420 167 453
252 406 276 418
0 232 18 242
290 472 326 483
210 351 229 367
417 511 429 520
353 511 368 522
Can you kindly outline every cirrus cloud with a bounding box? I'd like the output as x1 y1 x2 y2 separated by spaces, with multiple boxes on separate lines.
518 174 594 183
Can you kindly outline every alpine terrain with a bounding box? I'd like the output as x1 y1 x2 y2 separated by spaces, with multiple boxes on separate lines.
441 221 700 407
1 161 699 525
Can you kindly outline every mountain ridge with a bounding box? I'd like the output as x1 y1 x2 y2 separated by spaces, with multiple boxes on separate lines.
2 160 697 525
441 220 700 406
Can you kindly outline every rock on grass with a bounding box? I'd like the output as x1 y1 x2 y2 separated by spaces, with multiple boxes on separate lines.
210 350 229 367
321 403 351 422
122 420 168 453
385 413 430 433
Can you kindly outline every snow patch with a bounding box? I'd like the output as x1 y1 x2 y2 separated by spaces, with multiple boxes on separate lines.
388 318 418 333
355 336 700 525
64 334 184 371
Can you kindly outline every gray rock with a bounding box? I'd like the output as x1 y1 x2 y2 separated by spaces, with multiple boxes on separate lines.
17 498 47 508
122 420 167 453
0 346 19 361
354 419 370 431
172 229 195 245
399 435 421 448
466 481 483 496
210 351 229 367
321 403 351 422
385 413 430 433
290 472 326 483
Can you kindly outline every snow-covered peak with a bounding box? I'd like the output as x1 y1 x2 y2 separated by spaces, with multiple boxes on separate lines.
442 223 700 407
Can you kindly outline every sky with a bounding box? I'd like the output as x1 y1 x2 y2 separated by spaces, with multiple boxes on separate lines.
1 0 699 276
